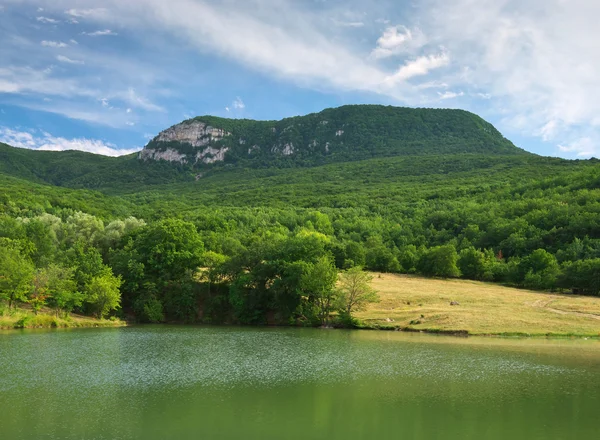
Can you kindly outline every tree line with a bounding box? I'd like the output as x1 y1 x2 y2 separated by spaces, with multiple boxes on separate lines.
1 207 599 325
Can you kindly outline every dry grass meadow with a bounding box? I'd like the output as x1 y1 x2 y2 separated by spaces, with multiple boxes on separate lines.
356 273 600 337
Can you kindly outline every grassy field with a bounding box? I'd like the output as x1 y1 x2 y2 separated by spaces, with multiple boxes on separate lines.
0 306 126 330
356 273 600 337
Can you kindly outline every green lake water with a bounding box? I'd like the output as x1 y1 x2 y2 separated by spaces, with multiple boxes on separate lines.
1 326 599 439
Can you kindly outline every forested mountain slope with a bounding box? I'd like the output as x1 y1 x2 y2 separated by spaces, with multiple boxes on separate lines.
1 105 529 191
142 105 529 168
1 105 599 327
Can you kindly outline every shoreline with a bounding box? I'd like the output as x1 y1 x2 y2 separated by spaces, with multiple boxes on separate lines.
353 322 600 338
1 318 598 339
0 311 127 330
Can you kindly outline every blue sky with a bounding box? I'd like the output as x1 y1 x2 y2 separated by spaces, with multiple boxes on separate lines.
0 0 599 158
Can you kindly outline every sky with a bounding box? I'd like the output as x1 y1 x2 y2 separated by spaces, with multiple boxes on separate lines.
0 0 599 158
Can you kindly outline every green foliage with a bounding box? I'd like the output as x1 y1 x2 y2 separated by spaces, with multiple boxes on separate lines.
85 273 122 319
0 244 34 309
45 265 82 316
1 105 600 327
337 267 380 318
418 245 461 278
301 256 339 326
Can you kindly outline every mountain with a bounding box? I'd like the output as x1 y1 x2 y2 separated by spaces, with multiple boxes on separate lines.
1 105 531 191
140 105 530 168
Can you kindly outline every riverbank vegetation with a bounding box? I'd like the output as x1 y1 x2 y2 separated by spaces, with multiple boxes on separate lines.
0 305 124 330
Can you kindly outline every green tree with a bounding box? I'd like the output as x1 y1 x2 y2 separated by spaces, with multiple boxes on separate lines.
0 245 34 309
521 249 560 290
85 273 122 318
337 267 379 317
458 247 488 280
418 244 461 278
301 256 339 326
28 269 50 314
45 265 82 317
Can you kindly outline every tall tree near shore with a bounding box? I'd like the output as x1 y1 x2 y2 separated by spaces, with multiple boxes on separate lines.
301 256 338 326
337 267 379 317
86 273 122 319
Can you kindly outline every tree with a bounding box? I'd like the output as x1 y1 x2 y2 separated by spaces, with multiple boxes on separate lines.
458 247 488 280
45 265 82 317
337 267 379 317
520 249 561 290
85 273 122 319
0 245 34 309
28 269 50 314
559 259 600 296
301 256 339 326
418 244 461 278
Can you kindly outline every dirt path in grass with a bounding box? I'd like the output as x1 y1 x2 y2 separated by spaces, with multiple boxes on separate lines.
530 299 600 320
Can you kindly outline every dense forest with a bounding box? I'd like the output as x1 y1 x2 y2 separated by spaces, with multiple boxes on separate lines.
1 105 599 326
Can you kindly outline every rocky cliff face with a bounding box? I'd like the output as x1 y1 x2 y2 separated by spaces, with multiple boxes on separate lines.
139 121 232 165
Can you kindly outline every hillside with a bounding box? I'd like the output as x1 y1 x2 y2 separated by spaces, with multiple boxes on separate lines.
0 142 190 190
0 105 530 192
142 105 530 168
1 104 599 329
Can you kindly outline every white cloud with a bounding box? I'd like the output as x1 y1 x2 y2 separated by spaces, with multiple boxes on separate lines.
123 88 164 112
65 8 108 19
0 127 139 157
56 55 85 65
41 40 68 48
0 66 96 97
385 52 450 84
558 137 598 157
83 29 118 36
438 90 464 100
36 16 59 23
6 0 600 157
232 97 245 110
332 19 364 28
419 0 600 157
371 25 424 59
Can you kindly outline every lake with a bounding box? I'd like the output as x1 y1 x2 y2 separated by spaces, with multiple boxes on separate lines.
1 326 599 439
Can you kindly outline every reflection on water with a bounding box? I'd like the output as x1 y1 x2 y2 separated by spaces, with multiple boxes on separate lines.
1 326 598 439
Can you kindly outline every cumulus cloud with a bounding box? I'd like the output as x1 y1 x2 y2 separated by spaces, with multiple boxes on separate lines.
0 127 139 157
419 0 600 156
371 25 424 59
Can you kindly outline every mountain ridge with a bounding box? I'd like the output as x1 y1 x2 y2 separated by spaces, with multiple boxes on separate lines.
141 105 531 168
0 105 541 192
